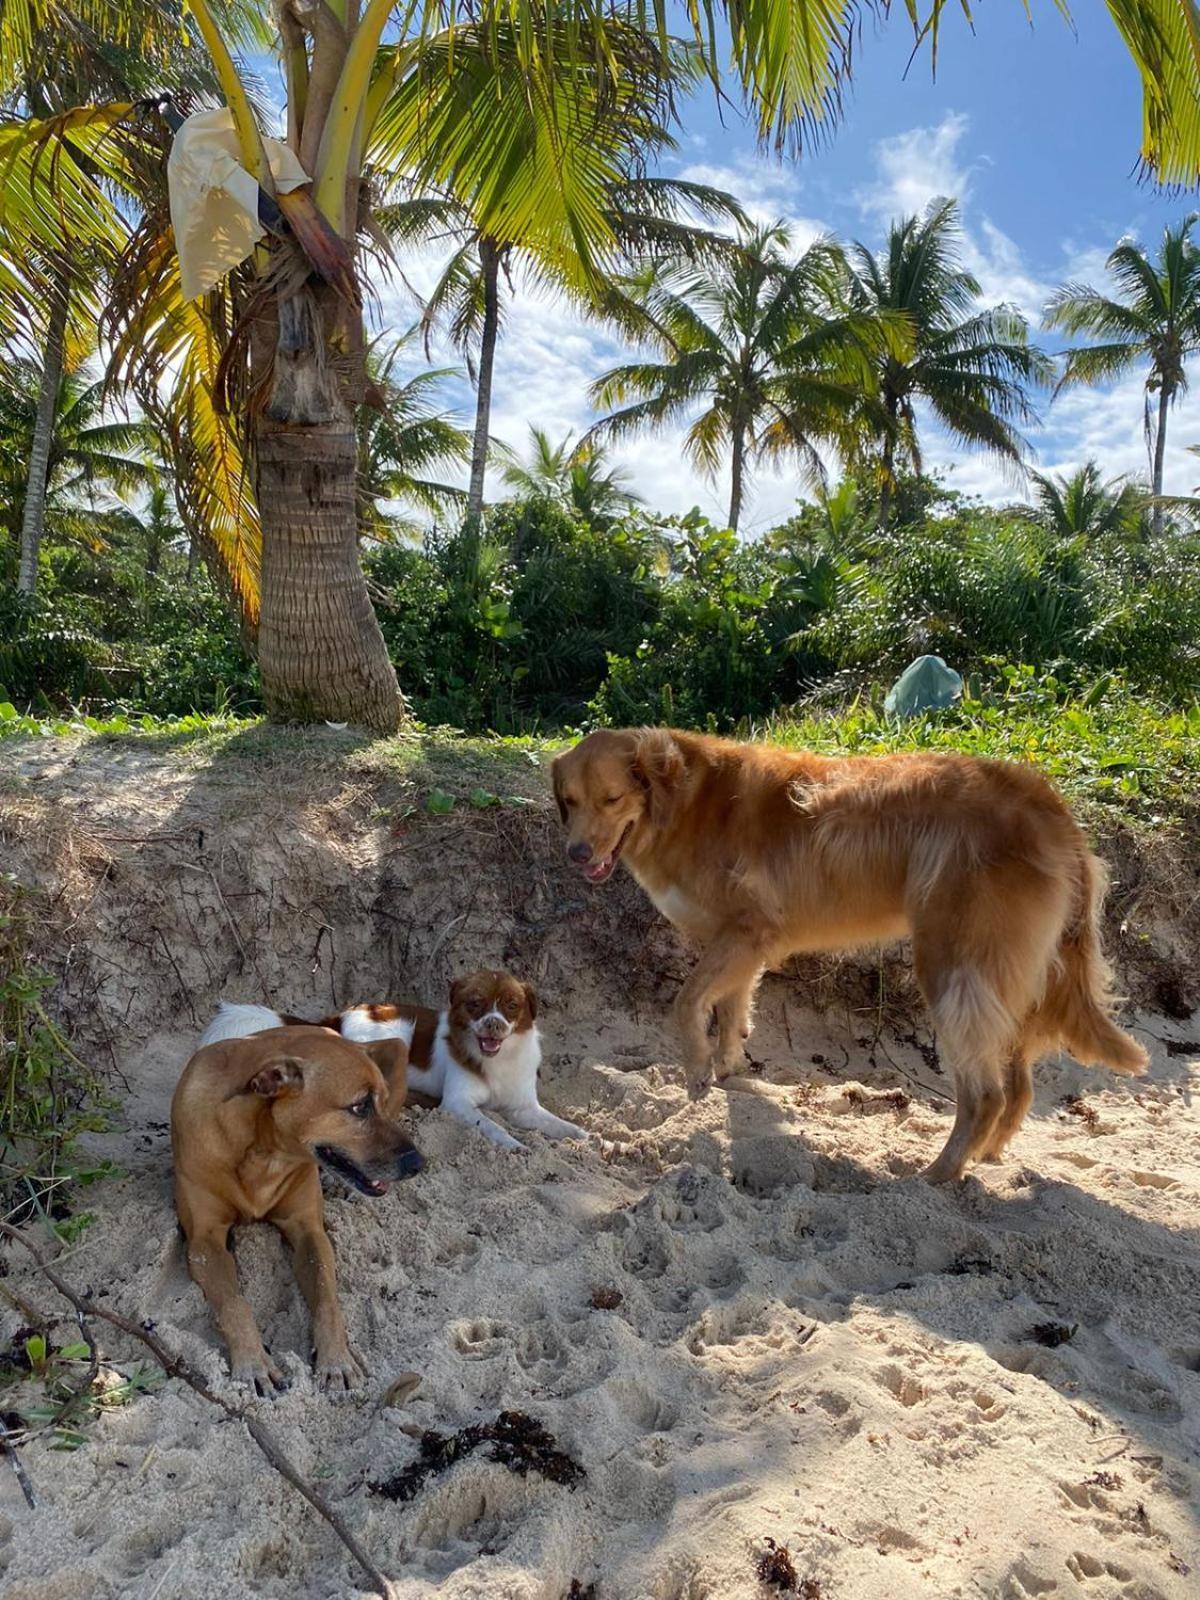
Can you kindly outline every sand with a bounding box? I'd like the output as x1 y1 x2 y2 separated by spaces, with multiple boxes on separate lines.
1 735 1198 1600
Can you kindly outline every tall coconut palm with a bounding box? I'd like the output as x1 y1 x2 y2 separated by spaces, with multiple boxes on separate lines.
589 223 891 532
376 36 745 525
1022 461 1145 543
1046 217 1200 533
0 357 156 582
0 1 264 595
357 334 471 540
846 199 1051 527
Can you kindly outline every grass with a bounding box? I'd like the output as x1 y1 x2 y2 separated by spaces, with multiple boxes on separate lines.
4 666 1197 832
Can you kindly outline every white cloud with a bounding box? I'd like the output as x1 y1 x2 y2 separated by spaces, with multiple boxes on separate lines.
676 154 828 251
855 110 976 224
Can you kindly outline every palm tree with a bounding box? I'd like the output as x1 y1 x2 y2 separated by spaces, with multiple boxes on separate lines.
377 36 745 525
495 426 641 526
1046 217 1200 533
0 358 156 583
1022 461 1145 543
0 1 263 595
589 223 889 532
3 2 1198 725
357 335 471 541
846 199 1050 527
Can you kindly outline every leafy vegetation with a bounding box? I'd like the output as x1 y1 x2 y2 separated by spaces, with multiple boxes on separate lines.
0 878 116 1239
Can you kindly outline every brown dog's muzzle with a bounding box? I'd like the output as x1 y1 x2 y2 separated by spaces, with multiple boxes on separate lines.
315 1130 424 1196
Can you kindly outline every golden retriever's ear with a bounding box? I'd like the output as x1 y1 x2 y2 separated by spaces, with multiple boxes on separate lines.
631 729 684 823
363 1037 408 1091
522 982 538 1021
550 754 568 824
247 1058 304 1098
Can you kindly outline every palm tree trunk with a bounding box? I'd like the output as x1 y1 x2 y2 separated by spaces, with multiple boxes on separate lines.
17 274 70 595
728 424 745 533
1150 381 1170 535
466 238 500 523
253 288 403 732
876 391 899 532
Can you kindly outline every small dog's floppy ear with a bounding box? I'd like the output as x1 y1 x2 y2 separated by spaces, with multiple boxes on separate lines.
631 728 684 823
550 754 568 825
247 1058 304 1099
363 1037 408 1098
522 982 538 1021
449 976 466 1008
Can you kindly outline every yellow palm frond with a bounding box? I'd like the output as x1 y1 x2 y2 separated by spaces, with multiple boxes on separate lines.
106 217 261 622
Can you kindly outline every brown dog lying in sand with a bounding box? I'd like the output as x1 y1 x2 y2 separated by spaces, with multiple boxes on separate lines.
171 1026 422 1392
552 727 1147 1183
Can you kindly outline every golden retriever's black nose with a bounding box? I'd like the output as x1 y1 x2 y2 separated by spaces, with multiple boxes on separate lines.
568 841 593 864
397 1148 424 1178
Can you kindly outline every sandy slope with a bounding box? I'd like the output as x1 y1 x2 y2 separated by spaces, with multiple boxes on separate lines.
1 736 1198 1599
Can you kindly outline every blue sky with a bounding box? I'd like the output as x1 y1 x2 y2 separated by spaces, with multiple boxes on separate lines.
361 5 1200 532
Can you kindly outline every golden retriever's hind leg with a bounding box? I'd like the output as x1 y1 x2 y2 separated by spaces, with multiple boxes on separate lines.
920 965 1014 1183
979 1042 1036 1162
924 1060 1006 1182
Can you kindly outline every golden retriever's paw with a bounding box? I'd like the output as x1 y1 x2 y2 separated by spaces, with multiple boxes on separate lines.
231 1349 288 1398
314 1344 365 1393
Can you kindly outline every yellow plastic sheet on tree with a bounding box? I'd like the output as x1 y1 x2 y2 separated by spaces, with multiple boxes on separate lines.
168 107 310 301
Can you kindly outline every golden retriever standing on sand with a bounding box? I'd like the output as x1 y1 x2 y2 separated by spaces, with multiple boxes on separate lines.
551 727 1147 1182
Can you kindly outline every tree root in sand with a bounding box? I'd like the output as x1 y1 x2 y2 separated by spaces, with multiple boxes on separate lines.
0 1222 395 1599
369 1409 585 1504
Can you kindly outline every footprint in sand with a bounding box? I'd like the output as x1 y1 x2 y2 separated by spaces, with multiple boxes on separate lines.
1000 1559 1060 1597
450 1317 511 1359
1067 1548 1178 1600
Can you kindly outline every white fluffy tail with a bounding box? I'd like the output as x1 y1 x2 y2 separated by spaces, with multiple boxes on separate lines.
197 1001 285 1049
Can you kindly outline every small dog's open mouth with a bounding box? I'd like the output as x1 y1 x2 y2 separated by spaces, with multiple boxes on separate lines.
477 1035 505 1057
316 1144 392 1197
581 822 632 884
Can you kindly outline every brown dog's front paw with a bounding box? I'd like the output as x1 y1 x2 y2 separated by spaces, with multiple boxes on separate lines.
315 1346 365 1393
231 1351 288 1397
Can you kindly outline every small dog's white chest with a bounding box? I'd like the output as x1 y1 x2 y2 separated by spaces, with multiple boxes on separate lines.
478 1047 538 1110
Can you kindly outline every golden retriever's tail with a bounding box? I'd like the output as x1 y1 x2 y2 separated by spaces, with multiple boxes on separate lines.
1042 851 1148 1076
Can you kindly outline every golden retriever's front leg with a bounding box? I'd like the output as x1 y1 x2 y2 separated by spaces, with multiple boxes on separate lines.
676 930 769 1093
714 972 762 1080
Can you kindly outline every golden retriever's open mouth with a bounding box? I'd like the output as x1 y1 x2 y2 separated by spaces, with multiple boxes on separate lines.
581 822 632 884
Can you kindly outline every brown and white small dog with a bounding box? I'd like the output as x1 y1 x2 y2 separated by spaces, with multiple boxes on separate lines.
171 1026 421 1393
552 726 1148 1183
199 970 588 1153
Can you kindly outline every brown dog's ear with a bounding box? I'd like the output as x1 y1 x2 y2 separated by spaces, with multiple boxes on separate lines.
449 976 466 1009
550 754 568 824
247 1058 304 1099
361 1030 409 1107
522 982 538 1021
631 728 684 824
363 1037 408 1101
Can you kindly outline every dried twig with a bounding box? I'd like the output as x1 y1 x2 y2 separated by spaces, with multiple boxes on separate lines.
1 1418 36 1508
0 1222 393 1598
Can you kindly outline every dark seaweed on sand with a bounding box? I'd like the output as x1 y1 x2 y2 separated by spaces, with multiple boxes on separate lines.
369 1409 585 1503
